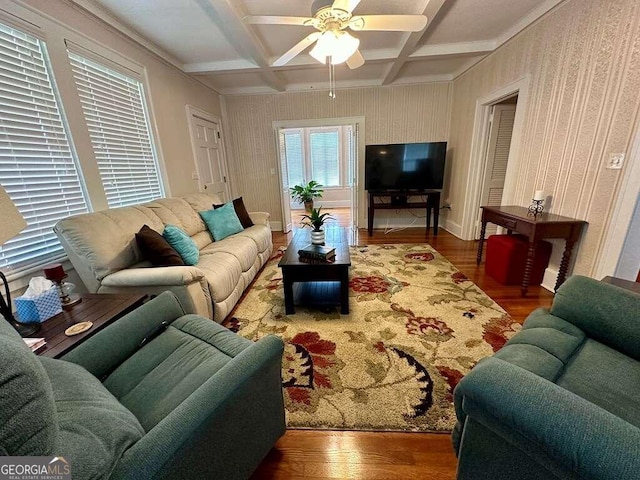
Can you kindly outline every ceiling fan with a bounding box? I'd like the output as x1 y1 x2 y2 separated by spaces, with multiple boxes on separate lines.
244 0 428 69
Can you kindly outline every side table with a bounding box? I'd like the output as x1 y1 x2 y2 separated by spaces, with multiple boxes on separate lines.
36 293 147 358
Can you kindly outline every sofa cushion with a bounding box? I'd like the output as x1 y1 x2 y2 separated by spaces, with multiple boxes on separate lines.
215 197 254 228
145 198 207 237
197 252 244 302
235 224 272 254
163 225 199 266
103 315 252 430
135 224 185 267
201 235 258 272
0 320 58 456
200 203 244 241
494 310 586 382
39 357 144 479
557 338 640 429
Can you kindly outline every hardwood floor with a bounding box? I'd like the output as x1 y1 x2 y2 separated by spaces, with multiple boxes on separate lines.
251 209 554 480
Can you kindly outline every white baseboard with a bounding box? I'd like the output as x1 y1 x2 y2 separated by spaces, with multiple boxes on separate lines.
541 267 558 293
270 221 283 232
443 218 463 239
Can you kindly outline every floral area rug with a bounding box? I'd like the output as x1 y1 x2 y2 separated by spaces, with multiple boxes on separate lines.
224 244 520 432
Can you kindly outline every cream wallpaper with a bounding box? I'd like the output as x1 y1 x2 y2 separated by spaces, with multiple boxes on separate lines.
447 0 640 277
223 83 452 227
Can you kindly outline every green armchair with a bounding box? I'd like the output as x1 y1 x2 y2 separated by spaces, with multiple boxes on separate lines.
0 291 285 479
453 275 640 480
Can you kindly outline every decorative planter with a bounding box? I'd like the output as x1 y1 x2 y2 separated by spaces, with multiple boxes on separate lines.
310 229 325 245
304 200 314 213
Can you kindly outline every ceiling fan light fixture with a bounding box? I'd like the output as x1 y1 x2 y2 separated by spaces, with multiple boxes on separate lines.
310 31 360 65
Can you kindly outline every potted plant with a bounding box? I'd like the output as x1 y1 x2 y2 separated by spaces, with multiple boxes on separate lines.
290 180 323 212
301 207 333 245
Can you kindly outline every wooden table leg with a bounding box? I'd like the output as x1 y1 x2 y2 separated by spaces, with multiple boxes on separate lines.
340 268 350 314
368 193 374 235
426 203 431 233
283 273 295 314
521 241 536 296
476 221 487 265
555 238 576 291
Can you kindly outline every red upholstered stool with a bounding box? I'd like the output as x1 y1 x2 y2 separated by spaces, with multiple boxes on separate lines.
485 234 552 285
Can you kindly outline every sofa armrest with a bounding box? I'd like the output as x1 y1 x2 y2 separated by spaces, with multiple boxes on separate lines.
550 275 640 361
454 357 640 480
249 211 270 227
110 335 285 480
61 292 186 379
101 266 204 287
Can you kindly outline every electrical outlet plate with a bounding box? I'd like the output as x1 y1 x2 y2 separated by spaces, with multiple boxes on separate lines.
607 153 624 169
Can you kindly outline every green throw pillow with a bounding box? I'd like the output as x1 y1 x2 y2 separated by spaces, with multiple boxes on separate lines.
200 203 244 241
162 225 199 265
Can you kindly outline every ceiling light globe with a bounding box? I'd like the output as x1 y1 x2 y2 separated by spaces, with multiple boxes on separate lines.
310 31 360 65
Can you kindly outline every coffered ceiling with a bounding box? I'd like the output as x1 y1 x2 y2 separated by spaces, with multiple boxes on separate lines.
76 0 565 94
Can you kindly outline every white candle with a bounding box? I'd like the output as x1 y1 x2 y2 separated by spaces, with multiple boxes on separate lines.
533 190 544 201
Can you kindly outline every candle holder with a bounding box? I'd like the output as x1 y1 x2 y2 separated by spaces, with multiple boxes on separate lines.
43 263 81 307
528 199 544 217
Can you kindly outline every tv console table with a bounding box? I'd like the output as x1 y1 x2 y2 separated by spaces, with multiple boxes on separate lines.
368 190 441 236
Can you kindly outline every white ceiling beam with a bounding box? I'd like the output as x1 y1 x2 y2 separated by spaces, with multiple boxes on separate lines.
381 0 447 86
494 0 565 48
184 59 259 74
193 0 286 91
410 40 496 59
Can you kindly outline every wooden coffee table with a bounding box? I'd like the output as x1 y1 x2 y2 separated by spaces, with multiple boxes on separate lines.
36 293 147 358
279 227 351 314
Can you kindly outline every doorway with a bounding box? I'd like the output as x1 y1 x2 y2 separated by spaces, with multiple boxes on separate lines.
476 95 518 237
274 117 364 237
460 77 530 241
186 106 231 201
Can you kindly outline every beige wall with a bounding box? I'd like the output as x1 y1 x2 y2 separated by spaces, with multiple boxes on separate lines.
447 0 640 277
224 83 452 227
6 0 222 207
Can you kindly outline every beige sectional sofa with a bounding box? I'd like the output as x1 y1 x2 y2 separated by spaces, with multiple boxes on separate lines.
53 193 272 322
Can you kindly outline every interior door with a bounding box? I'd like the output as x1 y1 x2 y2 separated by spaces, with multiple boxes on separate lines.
476 104 517 238
190 114 229 201
278 129 293 233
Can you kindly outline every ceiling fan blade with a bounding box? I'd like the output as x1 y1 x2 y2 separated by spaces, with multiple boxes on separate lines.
332 0 361 14
349 15 428 32
243 16 314 26
346 49 364 69
272 32 322 67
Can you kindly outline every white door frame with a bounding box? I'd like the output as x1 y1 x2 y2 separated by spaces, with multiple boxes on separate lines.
185 104 232 199
594 122 640 278
460 76 531 240
273 116 366 228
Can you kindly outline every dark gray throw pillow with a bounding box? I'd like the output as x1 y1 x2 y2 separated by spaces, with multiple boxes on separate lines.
214 197 254 229
135 225 185 267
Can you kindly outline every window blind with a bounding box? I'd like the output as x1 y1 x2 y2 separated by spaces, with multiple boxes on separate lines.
68 52 163 208
0 22 89 273
310 130 339 186
284 131 304 187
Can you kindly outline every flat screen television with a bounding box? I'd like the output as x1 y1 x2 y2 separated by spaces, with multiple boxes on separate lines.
365 142 447 191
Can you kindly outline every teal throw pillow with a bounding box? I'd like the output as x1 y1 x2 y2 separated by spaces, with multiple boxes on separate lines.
162 225 199 265
200 203 244 241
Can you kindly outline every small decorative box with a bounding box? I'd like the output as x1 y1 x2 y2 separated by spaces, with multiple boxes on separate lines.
15 287 62 323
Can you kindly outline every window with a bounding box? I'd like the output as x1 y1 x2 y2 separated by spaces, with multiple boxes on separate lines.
68 52 163 207
281 126 342 191
309 129 339 186
0 22 89 273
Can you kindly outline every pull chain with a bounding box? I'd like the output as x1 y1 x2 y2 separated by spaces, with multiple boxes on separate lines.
328 56 336 99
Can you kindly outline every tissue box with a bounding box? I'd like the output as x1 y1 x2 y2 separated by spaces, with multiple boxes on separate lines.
15 287 62 323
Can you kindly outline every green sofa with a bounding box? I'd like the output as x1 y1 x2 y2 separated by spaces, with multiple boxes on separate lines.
0 291 285 479
453 275 640 480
